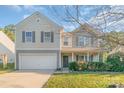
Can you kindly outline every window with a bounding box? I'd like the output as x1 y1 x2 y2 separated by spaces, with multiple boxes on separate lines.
77 55 85 61
85 55 87 62
78 36 85 47
85 37 90 46
76 55 78 61
89 55 93 62
88 37 92 46
78 36 89 47
63 36 69 46
44 32 51 42
80 56 84 61
25 32 32 42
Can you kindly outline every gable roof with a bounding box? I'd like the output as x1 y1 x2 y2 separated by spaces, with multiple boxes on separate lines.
0 31 15 54
72 23 103 37
61 31 72 36
16 11 63 29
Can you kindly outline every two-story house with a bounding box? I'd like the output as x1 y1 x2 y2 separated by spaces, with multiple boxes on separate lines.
15 12 104 70
61 25 103 67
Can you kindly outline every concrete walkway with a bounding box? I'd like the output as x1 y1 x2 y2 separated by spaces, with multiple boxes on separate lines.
0 70 54 88
55 68 69 74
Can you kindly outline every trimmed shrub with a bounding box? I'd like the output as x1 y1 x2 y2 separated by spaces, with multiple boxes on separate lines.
107 54 121 66
86 62 96 71
107 52 124 72
69 62 79 71
86 62 107 71
69 61 87 71
81 62 87 71
107 64 124 72
69 53 124 72
69 62 108 71
77 61 87 71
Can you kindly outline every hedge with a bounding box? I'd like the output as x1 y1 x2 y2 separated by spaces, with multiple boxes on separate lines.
69 62 124 72
69 62 108 71
69 52 124 72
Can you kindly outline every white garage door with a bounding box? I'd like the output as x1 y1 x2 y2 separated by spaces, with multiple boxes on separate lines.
19 53 57 69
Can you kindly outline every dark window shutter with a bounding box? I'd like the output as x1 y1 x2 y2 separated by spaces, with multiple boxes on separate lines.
41 31 44 42
22 31 25 43
91 37 94 47
32 31 35 43
76 55 78 61
51 32 54 43
76 36 78 46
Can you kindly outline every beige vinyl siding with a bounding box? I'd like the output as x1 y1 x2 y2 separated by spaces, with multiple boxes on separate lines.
16 12 63 50
72 32 93 48
61 34 72 47
61 31 100 48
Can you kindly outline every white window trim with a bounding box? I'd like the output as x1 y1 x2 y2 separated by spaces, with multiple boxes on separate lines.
63 36 72 47
44 32 51 43
78 36 85 47
78 36 90 47
25 31 33 43
63 36 69 46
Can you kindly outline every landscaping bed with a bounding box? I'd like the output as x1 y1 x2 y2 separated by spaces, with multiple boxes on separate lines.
68 52 124 72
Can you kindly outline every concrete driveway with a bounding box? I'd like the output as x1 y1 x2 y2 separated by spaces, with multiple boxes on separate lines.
0 70 54 88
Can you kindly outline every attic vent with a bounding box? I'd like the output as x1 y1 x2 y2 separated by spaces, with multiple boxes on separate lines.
36 13 39 15
37 19 40 22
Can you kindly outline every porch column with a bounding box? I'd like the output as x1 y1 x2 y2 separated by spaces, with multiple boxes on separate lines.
97 53 100 62
59 52 62 68
72 52 74 61
84 54 86 62
87 52 90 62
57 51 62 69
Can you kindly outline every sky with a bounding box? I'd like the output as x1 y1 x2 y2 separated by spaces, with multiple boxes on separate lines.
0 5 124 31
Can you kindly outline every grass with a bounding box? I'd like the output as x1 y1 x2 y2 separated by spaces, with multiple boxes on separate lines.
0 63 15 74
44 72 124 88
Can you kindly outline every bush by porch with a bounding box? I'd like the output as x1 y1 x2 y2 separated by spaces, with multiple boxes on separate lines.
69 52 124 72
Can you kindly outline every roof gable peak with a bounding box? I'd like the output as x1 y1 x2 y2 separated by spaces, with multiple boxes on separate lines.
16 11 63 29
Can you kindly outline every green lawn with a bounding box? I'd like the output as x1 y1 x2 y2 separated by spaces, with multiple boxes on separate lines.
0 63 15 74
45 72 124 88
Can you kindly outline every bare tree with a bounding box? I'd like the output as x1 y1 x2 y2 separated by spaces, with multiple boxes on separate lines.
49 5 124 49
93 6 124 47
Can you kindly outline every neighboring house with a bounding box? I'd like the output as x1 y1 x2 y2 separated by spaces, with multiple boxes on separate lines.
0 31 15 63
15 11 105 70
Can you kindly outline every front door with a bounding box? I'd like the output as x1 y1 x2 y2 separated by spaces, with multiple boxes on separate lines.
63 56 68 67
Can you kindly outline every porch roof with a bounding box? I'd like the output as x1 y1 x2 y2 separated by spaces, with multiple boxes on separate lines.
61 47 105 53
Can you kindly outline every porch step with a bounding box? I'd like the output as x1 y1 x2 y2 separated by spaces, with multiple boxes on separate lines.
55 68 69 74
62 68 69 71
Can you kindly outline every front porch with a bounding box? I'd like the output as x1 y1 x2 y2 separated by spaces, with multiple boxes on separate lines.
61 52 102 68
